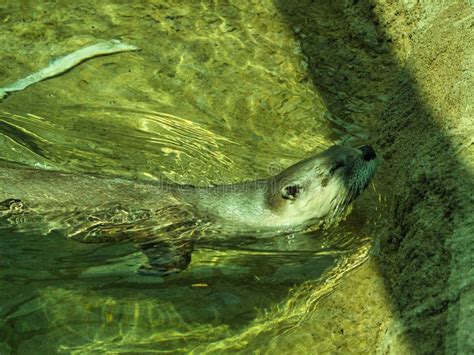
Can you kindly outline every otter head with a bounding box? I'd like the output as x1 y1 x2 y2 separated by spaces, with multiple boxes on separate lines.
266 145 378 228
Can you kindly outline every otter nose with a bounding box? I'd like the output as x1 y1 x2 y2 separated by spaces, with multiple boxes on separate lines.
359 145 376 161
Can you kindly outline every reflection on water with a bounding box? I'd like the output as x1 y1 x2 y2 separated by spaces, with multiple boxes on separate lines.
0 222 372 353
0 0 380 352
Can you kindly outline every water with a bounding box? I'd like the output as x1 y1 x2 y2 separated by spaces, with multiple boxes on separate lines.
0 1 380 353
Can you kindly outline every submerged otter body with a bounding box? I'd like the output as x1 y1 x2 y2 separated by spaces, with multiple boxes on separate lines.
0 145 378 276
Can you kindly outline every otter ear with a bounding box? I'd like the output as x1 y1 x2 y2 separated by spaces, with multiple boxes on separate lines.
281 184 302 200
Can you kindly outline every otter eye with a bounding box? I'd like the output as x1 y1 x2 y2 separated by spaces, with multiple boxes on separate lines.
281 184 301 200
330 161 344 174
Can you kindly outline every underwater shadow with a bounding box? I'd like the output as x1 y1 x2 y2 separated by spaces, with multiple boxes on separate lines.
275 0 472 352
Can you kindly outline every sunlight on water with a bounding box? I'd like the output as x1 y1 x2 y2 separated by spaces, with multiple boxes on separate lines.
0 0 381 353
1 223 374 353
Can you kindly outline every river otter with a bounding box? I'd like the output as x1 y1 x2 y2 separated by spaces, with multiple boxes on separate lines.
0 144 377 276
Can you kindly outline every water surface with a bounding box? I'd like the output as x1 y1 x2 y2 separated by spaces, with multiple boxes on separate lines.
0 1 380 352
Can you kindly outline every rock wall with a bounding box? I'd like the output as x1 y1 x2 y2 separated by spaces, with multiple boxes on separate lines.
273 0 473 353
373 1 473 353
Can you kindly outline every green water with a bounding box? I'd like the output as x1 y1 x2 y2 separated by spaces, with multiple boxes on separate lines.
0 1 380 353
